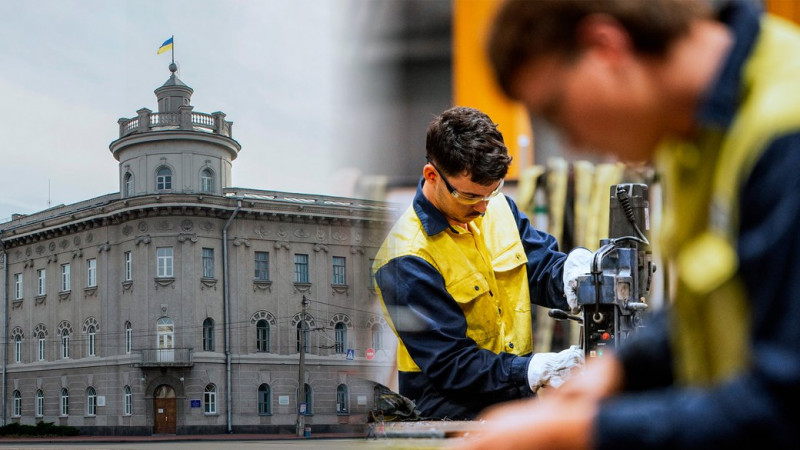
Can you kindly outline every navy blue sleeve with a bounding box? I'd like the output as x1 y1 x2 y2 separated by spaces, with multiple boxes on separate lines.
376 256 530 394
505 196 569 310
595 134 800 449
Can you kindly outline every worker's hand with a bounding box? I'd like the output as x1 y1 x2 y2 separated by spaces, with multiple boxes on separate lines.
457 391 596 450
527 345 584 392
563 247 593 311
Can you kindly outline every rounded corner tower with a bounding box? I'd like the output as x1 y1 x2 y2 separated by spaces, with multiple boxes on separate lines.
109 64 241 199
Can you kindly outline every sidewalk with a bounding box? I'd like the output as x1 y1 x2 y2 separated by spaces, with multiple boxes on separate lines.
0 432 365 445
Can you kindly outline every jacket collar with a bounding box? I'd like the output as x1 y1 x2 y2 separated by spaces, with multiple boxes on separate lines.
412 178 453 236
695 0 761 129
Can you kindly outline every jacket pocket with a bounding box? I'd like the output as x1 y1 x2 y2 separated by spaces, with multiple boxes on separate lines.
447 272 499 346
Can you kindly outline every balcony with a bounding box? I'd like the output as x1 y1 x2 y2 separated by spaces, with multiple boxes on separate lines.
135 348 194 368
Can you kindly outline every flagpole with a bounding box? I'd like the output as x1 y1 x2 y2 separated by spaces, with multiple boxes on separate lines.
171 35 175 65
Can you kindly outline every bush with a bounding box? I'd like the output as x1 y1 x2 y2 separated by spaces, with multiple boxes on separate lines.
0 421 80 437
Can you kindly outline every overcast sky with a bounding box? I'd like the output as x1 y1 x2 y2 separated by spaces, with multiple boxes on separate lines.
0 0 373 223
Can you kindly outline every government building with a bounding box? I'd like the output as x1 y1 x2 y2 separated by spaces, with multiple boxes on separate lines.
0 64 393 435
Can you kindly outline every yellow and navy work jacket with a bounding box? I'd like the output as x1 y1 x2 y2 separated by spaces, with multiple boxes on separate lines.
373 179 568 419
595 3 800 449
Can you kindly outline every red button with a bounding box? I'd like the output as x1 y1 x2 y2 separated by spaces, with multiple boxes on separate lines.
602 332 610 340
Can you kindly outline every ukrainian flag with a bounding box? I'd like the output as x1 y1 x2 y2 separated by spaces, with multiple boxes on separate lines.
157 37 173 55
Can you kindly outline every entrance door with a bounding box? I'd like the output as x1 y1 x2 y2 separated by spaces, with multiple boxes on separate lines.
157 317 174 362
153 385 177 434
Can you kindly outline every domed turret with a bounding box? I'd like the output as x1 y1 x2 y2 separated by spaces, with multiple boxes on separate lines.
109 65 241 198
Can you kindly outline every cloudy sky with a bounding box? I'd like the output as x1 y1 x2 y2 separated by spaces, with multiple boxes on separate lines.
0 0 373 223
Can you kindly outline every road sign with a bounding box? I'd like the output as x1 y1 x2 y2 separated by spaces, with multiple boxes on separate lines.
346 348 355 360
366 348 375 360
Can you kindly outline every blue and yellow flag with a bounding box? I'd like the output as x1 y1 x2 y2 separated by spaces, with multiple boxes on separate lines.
157 37 173 55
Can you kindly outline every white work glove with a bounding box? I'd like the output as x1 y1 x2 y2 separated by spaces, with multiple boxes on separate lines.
563 247 593 312
527 345 585 392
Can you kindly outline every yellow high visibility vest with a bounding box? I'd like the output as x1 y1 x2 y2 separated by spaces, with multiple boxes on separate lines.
374 195 533 372
658 15 800 385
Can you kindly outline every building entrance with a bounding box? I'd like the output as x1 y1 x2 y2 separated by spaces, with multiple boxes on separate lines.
153 385 177 434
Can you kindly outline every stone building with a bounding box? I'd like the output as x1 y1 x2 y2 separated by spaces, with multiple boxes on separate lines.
0 64 393 435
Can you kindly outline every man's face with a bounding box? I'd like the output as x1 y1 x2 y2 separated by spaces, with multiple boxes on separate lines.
510 51 666 162
426 163 503 226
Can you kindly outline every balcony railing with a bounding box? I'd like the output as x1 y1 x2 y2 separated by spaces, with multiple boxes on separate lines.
135 348 194 367
117 108 233 138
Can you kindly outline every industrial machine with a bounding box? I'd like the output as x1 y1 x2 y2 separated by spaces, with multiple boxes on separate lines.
551 183 655 358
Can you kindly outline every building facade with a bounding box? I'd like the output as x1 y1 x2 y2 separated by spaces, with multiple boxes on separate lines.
0 65 393 435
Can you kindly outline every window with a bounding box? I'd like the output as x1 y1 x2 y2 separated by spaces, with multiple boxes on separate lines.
204 384 217 414
336 384 349 414
14 273 22 300
12 390 21 417
256 319 270 352
123 386 132 416
372 324 384 351
86 387 97 416
297 383 313 415
61 263 71 291
87 258 97 287
124 172 134 197
87 325 97 357
332 256 346 285
202 248 214 279
125 322 132 354
254 251 269 281
14 335 22 363
60 388 69 416
124 251 132 281
294 254 309 283
201 168 214 193
38 332 46 361
296 321 310 353
258 384 271 415
156 247 173 278
156 167 172 190
203 318 214 351
36 389 44 417
37 268 46 296
61 330 70 359
335 322 346 354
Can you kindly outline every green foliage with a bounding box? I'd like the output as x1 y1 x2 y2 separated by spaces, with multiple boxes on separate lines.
0 421 80 437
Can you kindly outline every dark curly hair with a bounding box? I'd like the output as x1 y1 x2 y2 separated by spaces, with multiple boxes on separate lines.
425 106 512 185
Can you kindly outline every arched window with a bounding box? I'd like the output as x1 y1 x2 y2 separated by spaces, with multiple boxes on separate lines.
61 330 70 359
203 318 214 351
297 383 313 415
371 323 384 351
156 167 172 191
14 334 22 363
60 388 69 416
156 317 174 362
296 321 310 353
124 172 134 197
87 325 97 356
123 385 132 416
200 168 214 193
12 390 21 417
334 322 346 354
36 389 44 417
336 384 349 414
37 331 46 361
204 384 217 414
256 319 270 352
125 321 133 354
86 387 97 416
258 384 271 415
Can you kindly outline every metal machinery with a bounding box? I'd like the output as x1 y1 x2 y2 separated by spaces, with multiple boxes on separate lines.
551 184 655 358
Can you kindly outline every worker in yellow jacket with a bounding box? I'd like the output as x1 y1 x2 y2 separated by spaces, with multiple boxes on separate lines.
464 0 800 448
373 106 585 420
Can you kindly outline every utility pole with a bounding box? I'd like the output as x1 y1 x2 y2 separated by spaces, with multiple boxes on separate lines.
296 295 309 437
